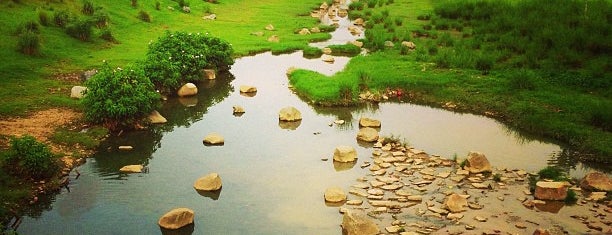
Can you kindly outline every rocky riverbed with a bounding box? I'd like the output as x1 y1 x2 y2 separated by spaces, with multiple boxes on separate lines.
332 137 611 234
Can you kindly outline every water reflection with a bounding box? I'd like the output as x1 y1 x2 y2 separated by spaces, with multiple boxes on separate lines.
278 120 302 130
195 189 222 201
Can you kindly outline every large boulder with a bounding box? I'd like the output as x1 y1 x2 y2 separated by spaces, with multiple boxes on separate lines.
324 186 347 203
203 133 224 145
158 208 195 230
444 193 468 213
178 83 198 97
341 211 380 235
534 181 568 201
356 128 379 142
194 173 222 191
148 110 167 124
239 85 257 93
359 117 381 128
333 146 357 162
70 86 88 99
119 165 143 173
279 107 302 122
465 151 492 173
580 171 612 191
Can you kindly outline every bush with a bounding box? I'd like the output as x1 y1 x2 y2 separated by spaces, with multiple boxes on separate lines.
475 54 494 75
65 18 93 41
565 189 578 204
138 10 151 22
38 11 50 26
417 13 431 20
82 63 160 130
82 1 94 15
5 135 59 179
537 166 565 181
53 10 70 28
143 31 234 93
349 1 364 10
507 69 540 90
17 31 41 55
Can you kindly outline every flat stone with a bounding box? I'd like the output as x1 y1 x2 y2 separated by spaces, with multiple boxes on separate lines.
381 184 403 191
456 169 469 175
341 211 380 235
333 146 357 162
193 172 222 191
119 165 143 173
474 216 487 222
346 200 363 206
118 146 133 151
465 151 492 173
352 183 369 189
367 189 384 196
447 213 464 220
203 133 224 145
535 181 568 200
325 187 347 203
349 189 368 197
437 172 451 178
148 110 168 124
407 195 423 201
359 117 381 128
385 225 402 233
239 85 257 93
369 180 385 188
445 193 468 213
471 183 489 189
279 106 302 122
428 207 449 215
158 208 194 230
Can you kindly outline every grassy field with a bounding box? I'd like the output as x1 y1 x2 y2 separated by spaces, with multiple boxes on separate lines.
0 0 329 117
289 0 611 161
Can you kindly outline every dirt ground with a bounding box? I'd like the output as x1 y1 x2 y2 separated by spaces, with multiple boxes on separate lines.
0 108 82 152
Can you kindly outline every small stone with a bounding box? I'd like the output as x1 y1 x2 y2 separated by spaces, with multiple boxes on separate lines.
119 165 143 173
324 187 347 203
367 189 384 196
158 208 194 230
178 83 198 97
515 223 527 229
465 224 475 230
118 146 133 151
194 173 222 191
474 216 487 222
471 183 489 189
232 106 245 114
447 213 464 220
203 133 224 145
239 85 258 93
385 225 402 233
346 200 363 206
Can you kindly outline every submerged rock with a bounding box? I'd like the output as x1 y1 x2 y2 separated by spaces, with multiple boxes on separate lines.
193 173 222 191
341 211 380 235
203 69 216 80
333 146 357 162
119 165 143 173
158 208 195 230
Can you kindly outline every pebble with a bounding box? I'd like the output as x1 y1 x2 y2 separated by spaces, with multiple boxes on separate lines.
474 216 488 222
515 223 527 229
385 225 402 233
346 200 363 206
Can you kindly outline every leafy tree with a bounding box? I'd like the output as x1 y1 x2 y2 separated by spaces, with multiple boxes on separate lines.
82 63 160 130
144 31 234 93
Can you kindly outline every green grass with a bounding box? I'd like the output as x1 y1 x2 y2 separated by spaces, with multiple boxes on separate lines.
289 0 612 161
0 0 329 117
50 126 108 149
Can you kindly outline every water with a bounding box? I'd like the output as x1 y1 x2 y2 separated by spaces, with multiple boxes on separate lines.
16 50 570 235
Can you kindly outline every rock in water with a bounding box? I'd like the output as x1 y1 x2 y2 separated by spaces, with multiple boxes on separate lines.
203 69 216 80
342 211 380 235
158 208 195 230
357 127 379 142
203 133 224 145
232 106 245 114
580 171 612 191
193 173 222 191
239 85 257 93
119 165 143 173
534 181 568 200
178 83 198 97
324 186 347 203
465 151 492 173
70 86 87 99
321 54 335 63
148 110 167 124
445 193 468 213
359 117 381 128
333 146 357 162
278 107 302 121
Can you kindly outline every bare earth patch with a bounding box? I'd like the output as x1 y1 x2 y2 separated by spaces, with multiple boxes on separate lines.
0 108 82 152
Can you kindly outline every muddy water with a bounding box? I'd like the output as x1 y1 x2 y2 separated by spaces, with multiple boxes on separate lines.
16 50 573 234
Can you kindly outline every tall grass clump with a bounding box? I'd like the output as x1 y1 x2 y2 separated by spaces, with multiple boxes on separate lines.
38 10 50 26
138 10 151 22
506 69 540 91
82 1 94 15
349 1 364 10
367 0 378 8
99 29 118 43
65 18 93 41
93 11 109 28
53 10 70 28
17 31 41 55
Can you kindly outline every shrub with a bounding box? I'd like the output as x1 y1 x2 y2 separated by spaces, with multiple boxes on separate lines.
53 10 70 28
338 83 354 101
138 10 151 22
589 102 612 131
507 69 540 90
475 54 494 75
5 135 59 179
38 10 50 26
143 31 234 93
15 21 40 35
65 18 93 41
17 31 41 55
348 1 364 10
417 13 431 20
82 1 94 15
565 189 578 204
82 63 160 130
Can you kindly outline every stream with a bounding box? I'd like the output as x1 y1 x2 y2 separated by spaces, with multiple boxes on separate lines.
15 4 592 235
